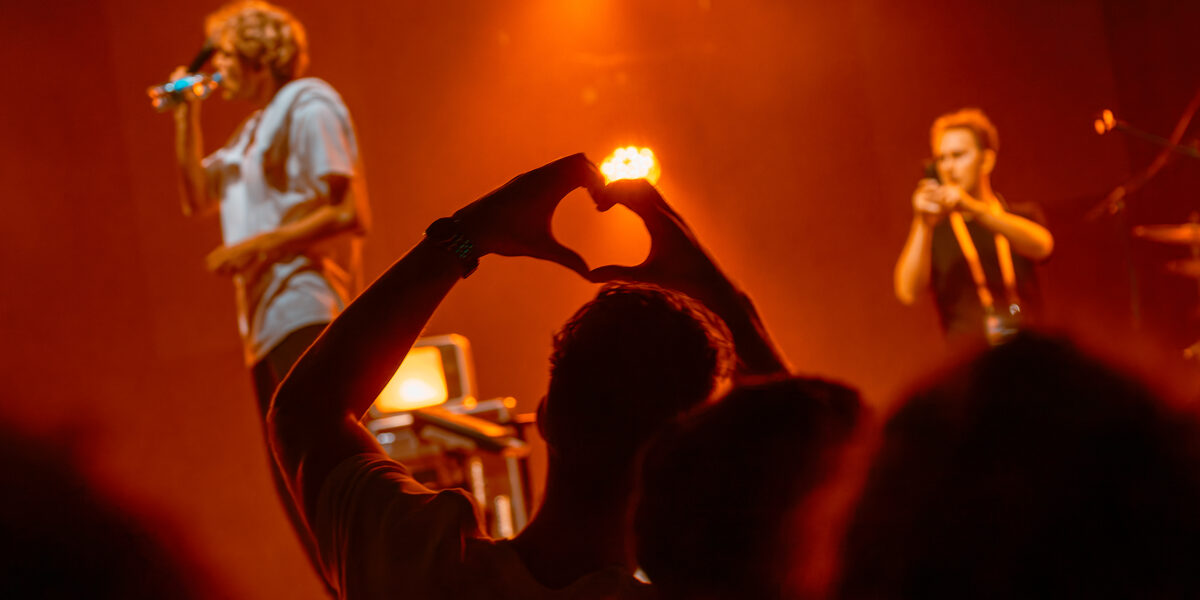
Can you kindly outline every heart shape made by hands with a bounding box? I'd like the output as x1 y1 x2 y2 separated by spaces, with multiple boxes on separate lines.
551 186 651 274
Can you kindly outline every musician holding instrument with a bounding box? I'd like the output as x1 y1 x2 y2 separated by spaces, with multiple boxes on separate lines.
894 108 1054 345
161 1 369 592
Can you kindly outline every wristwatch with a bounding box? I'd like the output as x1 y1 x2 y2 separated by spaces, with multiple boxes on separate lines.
424 217 480 278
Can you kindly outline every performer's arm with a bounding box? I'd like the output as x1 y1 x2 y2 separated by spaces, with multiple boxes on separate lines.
970 208 1053 261
206 99 373 276
268 154 599 521
172 87 218 218
944 187 1054 261
894 179 944 305
205 174 366 276
587 180 790 379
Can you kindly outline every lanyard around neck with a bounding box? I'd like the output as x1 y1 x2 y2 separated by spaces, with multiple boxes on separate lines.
947 207 1021 313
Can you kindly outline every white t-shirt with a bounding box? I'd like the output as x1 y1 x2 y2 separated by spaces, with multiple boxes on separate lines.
203 78 366 365
315 455 657 600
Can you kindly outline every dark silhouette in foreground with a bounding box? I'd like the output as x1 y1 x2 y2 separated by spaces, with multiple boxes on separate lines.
636 376 864 600
0 425 219 599
268 155 789 598
838 334 1200 599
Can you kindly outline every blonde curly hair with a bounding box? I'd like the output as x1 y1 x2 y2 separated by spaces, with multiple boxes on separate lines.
206 1 309 83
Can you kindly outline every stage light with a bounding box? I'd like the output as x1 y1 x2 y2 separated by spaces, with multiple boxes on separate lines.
1094 109 1116 135
374 346 450 412
600 146 661 185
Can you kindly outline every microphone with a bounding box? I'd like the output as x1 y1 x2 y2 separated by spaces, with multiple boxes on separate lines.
922 160 941 183
1093 108 1200 159
185 40 215 74
146 41 221 112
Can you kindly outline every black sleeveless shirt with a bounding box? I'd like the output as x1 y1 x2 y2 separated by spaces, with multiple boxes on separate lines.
929 203 1046 340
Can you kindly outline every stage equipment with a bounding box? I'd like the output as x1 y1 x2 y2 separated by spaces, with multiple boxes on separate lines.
601 146 661 185
1086 90 1200 338
1133 215 1200 359
1165 258 1200 279
1132 222 1200 246
364 334 532 537
1093 109 1200 160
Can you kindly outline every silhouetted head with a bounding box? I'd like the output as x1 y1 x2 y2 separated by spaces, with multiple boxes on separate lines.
539 283 734 473
0 425 216 598
838 333 1200 599
637 376 864 600
930 107 997 196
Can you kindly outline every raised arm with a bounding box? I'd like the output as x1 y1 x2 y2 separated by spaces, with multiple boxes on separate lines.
587 179 790 380
894 178 945 305
166 66 219 219
267 153 602 520
173 106 218 217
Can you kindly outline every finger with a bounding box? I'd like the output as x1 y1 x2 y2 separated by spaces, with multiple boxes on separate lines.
915 201 942 214
540 153 604 205
601 179 660 211
601 180 678 237
577 155 606 199
204 252 223 272
537 242 590 277
586 264 645 284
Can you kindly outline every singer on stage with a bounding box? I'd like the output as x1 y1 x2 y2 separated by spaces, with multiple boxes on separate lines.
894 108 1053 344
166 0 369 590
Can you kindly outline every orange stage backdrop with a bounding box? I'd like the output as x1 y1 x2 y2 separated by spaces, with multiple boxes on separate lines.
2 1 1198 597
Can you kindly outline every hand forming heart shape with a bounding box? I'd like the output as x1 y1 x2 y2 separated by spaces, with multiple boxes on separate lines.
452 154 722 296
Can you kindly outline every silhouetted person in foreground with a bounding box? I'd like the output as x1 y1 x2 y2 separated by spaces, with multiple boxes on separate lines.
838 333 1200 599
636 376 864 600
268 155 789 598
0 425 219 599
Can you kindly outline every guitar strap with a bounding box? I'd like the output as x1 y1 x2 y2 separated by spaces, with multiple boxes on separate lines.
947 204 1020 315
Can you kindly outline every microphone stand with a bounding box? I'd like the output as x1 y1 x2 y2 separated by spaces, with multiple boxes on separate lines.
1088 87 1200 333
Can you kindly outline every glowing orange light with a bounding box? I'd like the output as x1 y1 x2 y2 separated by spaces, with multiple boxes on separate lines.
600 146 661 185
1095 109 1116 135
462 396 478 410
502 396 517 409
373 346 449 412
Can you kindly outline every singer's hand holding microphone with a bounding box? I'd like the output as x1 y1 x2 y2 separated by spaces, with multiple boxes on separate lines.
147 42 220 112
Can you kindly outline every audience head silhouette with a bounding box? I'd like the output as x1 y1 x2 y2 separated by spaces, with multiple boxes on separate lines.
637 376 863 600
0 425 215 599
539 282 734 470
838 333 1200 599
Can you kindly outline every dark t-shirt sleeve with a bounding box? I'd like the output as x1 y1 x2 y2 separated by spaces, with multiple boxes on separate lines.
314 454 483 599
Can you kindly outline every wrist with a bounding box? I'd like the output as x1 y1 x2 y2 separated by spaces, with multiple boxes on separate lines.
425 217 481 278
